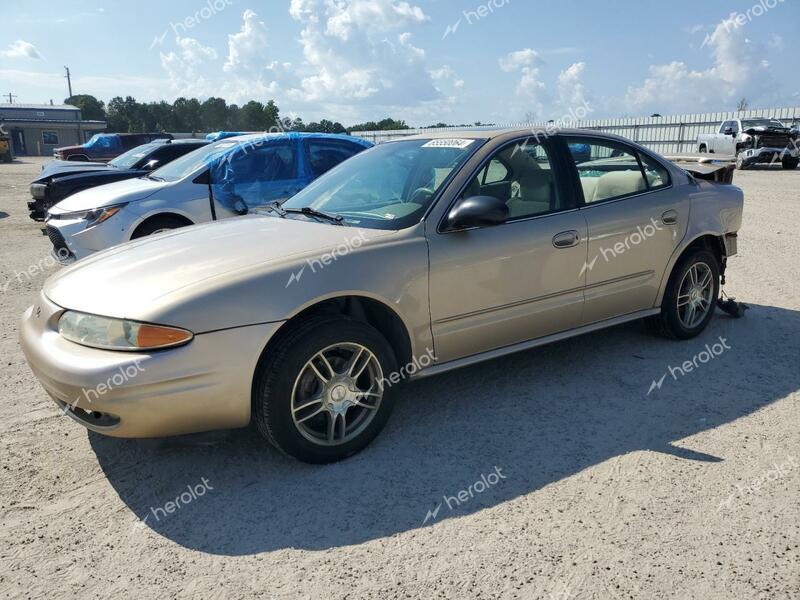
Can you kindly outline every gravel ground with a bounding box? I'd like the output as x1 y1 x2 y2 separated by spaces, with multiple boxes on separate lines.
0 157 798 600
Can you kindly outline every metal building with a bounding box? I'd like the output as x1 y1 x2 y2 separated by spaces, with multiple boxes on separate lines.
0 103 106 157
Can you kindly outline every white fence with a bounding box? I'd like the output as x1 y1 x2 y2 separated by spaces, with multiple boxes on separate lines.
352 107 800 154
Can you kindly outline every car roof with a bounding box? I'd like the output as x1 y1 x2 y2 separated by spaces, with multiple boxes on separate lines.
398 127 639 145
225 131 372 147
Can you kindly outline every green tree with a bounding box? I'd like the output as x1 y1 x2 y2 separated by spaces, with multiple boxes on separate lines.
200 97 229 131
65 94 106 120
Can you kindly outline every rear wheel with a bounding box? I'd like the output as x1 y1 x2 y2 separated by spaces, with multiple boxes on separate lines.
131 215 191 239
781 156 799 170
649 249 720 340
698 145 707 153
253 316 399 463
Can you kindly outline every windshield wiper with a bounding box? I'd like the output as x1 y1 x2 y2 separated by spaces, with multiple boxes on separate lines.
284 206 344 225
261 201 286 218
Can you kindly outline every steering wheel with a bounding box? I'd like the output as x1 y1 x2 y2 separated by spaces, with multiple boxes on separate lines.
409 187 434 204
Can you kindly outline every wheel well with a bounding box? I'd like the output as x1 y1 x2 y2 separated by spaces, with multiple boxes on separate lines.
679 234 726 274
132 213 193 237
266 296 413 368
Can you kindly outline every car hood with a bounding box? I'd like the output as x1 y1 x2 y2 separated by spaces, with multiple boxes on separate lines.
47 176 168 212
36 160 109 181
44 215 396 331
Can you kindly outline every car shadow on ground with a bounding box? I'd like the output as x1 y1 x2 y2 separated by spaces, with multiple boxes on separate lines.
0 211 8 219
91 303 800 555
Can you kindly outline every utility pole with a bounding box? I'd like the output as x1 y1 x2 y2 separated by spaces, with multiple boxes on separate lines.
64 66 73 98
5 93 17 104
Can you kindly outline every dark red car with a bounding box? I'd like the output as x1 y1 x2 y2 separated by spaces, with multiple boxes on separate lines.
55 132 173 162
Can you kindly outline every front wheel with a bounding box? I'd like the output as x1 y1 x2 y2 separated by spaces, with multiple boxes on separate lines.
781 156 799 170
735 152 747 170
649 249 720 340
253 316 399 463
131 215 190 239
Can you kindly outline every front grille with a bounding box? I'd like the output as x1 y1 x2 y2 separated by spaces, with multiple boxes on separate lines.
45 225 72 257
756 133 791 148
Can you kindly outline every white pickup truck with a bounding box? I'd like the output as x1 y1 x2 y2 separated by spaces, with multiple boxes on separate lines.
696 118 799 170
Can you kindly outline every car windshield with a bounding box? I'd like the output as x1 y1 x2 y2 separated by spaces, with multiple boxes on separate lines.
280 138 481 229
149 138 248 182
742 119 785 129
109 143 160 169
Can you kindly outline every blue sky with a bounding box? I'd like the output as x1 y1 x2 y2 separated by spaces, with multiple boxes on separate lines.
0 0 798 126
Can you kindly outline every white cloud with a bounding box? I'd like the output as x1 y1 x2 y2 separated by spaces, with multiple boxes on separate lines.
625 13 776 113
223 9 269 72
499 48 541 72
288 0 439 108
0 40 42 60
557 62 588 111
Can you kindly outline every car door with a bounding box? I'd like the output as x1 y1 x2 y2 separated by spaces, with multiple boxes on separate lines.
564 135 689 325
210 139 299 216
718 121 737 155
426 137 588 362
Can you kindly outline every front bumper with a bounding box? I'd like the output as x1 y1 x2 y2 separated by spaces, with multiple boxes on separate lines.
20 291 282 438
44 206 134 262
740 145 798 164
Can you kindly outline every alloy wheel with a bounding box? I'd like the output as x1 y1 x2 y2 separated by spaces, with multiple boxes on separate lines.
290 343 384 446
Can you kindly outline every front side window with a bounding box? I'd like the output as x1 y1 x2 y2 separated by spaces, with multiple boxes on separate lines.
306 140 364 178
566 137 648 204
150 138 250 182
281 138 480 230
211 141 296 210
42 131 59 145
460 140 562 220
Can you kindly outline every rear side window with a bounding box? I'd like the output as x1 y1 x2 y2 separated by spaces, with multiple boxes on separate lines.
637 153 670 190
565 137 648 204
306 140 363 178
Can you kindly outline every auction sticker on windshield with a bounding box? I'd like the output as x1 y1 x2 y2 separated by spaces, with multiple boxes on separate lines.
422 139 475 149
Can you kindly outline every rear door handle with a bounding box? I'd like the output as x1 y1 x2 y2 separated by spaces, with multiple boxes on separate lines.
553 230 580 248
661 210 678 225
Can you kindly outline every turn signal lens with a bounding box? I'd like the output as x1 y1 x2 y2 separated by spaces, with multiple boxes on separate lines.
135 324 193 349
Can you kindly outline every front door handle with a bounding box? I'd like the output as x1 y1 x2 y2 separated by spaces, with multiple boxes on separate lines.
661 210 678 225
552 230 580 249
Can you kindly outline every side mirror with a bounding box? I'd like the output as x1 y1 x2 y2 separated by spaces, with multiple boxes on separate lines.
723 127 734 136
446 195 509 230
143 159 159 171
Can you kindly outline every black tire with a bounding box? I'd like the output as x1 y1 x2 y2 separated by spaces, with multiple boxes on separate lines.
131 215 190 239
648 249 720 340
698 145 707 153
781 156 799 170
253 315 399 464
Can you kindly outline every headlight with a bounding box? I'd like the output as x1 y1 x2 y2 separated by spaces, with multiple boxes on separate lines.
30 183 47 199
49 203 127 227
58 311 193 351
